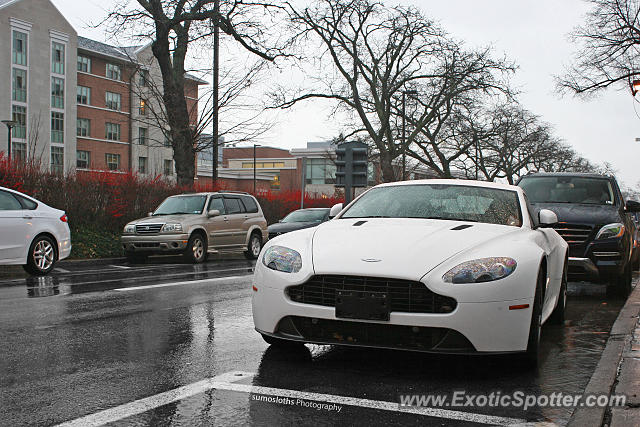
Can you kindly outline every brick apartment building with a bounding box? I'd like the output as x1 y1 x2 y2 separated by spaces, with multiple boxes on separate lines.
0 0 204 178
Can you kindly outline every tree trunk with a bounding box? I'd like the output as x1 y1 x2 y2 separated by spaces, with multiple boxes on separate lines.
379 151 396 183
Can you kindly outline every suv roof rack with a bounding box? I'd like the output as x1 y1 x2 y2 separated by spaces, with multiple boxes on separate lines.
217 190 250 195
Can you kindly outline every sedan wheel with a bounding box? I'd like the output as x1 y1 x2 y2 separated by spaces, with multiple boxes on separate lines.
23 236 57 276
520 267 544 368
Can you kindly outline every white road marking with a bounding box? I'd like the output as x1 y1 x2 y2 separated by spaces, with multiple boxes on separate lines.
56 371 526 427
110 265 131 269
54 267 70 273
114 275 252 291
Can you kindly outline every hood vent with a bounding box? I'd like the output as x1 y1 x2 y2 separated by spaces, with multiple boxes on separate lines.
451 224 473 231
353 220 368 226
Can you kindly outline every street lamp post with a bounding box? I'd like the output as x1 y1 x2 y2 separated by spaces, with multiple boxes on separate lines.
1 120 16 161
211 0 220 186
253 144 260 194
401 90 417 181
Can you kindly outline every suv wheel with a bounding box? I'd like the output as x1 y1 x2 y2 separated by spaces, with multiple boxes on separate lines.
184 233 207 264
244 233 262 260
23 235 57 276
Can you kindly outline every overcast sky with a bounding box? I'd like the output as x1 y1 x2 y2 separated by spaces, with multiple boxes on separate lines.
52 0 640 187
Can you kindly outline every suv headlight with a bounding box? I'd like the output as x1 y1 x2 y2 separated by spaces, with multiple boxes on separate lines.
162 223 183 233
262 245 302 273
595 223 624 240
443 257 517 284
123 224 135 234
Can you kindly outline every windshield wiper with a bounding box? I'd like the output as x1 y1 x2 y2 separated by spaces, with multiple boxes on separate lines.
344 215 391 219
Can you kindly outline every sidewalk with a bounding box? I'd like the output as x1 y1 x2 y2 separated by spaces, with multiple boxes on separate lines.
568 282 640 427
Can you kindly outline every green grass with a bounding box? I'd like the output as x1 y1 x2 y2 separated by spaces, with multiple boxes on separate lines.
70 227 123 259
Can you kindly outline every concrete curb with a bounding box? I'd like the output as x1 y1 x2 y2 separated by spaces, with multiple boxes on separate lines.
567 283 640 427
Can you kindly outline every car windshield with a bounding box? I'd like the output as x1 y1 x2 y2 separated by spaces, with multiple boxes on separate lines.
282 209 328 223
519 176 615 205
341 184 522 227
153 195 207 215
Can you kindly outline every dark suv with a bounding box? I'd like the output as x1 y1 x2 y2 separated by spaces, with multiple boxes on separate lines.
517 173 640 295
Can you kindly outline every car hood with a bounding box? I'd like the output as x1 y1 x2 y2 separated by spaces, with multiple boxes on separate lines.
131 214 199 225
268 222 320 234
531 203 620 225
311 218 519 281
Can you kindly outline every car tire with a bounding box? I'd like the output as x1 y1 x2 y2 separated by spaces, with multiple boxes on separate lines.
126 254 147 264
609 263 632 297
244 232 262 260
261 334 304 348
549 262 567 325
23 235 57 276
520 266 544 368
184 233 207 264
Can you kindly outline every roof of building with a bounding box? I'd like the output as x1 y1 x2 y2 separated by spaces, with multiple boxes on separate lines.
78 36 207 84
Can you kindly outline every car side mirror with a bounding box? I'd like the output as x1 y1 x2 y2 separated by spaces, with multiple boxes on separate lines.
625 200 640 212
147 212 153 217
208 209 220 218
539 209 558 227
329 203 343 218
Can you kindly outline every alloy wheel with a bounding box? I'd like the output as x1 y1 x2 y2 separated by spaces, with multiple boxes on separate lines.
192 238 204 260
251 236 261 257
33 240 55 271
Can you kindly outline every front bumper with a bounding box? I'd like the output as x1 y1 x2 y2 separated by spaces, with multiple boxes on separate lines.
567 239 625 282
121 234 190 253
252 284 533 353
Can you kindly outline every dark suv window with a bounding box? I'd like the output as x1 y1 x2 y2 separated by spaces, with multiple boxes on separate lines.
240 196 258 213
224 197 245 214
519 176 616 206
208 196 226 214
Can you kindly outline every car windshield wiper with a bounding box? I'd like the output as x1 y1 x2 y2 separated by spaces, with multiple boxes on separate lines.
343 215 391 219
423 216 481 223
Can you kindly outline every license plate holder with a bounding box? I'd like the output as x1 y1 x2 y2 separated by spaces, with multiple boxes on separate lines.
335 290 389 321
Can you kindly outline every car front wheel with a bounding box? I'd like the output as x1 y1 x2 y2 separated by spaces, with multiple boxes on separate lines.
23 235 57 276
519 267 544 368
184 233 207 264
244 233 262 260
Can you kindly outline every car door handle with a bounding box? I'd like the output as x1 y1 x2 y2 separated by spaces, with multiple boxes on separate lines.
23 216 33 219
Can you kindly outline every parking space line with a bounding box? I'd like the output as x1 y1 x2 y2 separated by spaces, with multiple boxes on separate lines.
56 371 526 426
110 265 131 269
114 275 252 291
54 267 70 273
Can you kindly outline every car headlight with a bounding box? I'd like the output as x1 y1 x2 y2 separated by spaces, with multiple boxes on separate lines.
595 223 624 240
162 223 183 233
123 224 135 234
262 245 302 273
443 257 517 284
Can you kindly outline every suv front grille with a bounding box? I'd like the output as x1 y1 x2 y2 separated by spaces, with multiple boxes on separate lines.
135 224 163 235
286 275 456 314
553 223 593 244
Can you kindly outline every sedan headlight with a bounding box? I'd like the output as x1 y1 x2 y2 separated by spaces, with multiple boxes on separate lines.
123 224 135 234
595 223 624 240
262 245 302 273
162 223 183 233
443 257 517 284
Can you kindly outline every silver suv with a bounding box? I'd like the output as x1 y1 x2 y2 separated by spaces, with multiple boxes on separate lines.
121 192 268 263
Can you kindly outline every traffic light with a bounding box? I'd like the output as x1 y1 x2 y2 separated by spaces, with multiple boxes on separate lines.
335 141 369 203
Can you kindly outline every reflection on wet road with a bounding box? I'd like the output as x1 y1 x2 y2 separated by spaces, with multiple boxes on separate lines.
0 259 629 426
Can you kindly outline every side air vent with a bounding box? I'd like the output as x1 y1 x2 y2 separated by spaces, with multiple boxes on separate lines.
451 224 473 231
353 221 368 226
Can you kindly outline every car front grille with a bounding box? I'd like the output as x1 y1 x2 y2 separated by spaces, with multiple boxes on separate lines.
553 223 593 244
135 224 163 235
286 275 457 314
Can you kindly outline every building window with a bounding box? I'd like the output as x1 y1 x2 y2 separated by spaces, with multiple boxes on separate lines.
138 156 147 174
139 69 149 86
52 42 65 75
12 142 27 163
242 161 286 169
77 118 90 137
77 55 91 73
51 77 64 109
106 153 120 171
77 86 91 105
105 123 121 141
306 158 336 185
106 63 121 81
105 92 121 111
163 159 173 176
76 150 90 169
12 105 26 139
51 112 64 143
12 31 27 66
51 146 64 174
138 127 148 145
271 173 281 190
139 99 147 116
12 68 27 102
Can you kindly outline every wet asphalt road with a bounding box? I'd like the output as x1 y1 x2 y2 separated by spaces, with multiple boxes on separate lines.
0 257 630 427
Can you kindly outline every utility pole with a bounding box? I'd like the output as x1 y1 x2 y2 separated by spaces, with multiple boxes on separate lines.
211 0 220 186
253 144 257 194
1 120 16 161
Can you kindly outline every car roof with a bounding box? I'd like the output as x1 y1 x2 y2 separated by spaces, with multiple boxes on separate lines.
168 192 253 197
520 172 612 180
374 179 522 192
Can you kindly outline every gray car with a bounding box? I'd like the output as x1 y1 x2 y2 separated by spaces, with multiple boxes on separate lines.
121 192 268 263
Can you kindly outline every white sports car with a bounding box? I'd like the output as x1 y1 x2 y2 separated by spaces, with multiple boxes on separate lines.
252 180 568 364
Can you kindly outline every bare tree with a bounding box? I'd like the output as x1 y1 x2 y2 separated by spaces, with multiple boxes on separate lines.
558 0 640 95
106 0 288 185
